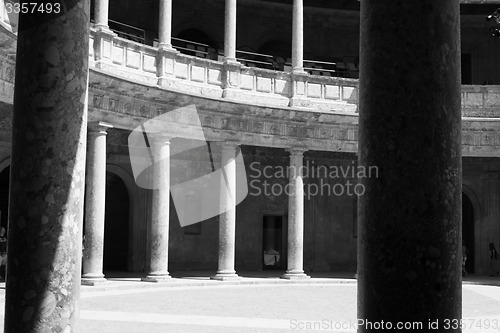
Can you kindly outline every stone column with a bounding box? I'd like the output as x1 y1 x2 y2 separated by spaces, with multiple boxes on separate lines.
82 122 113 286
224 0 237 63
158 0 173 50
291 0 304 73
4 1 89 332
212 141 240 280
282 148 309 279
93 0 116 70
94 0 110 30
143 135 172 282
358 0 461 331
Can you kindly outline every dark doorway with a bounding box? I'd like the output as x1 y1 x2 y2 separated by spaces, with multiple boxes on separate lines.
262 215 285 270
104 172 130 272
0 167 9 231
462 193 474 274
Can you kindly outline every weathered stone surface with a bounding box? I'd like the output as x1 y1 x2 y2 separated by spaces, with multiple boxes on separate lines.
358 0 461 331
4 1 90 332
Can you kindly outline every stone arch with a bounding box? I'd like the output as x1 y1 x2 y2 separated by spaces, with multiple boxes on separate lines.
463 182 481 218
462 182 481 274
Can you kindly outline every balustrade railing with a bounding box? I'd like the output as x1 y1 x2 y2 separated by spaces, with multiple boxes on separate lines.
0 6 497 117
108 19 146 45
91 26 359 112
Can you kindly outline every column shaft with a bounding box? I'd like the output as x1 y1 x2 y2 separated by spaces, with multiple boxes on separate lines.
224 0 237 62
282 149 309 279
212 142 239 280
82 122 112 285
4 1 90 331
143 138 172 281
358 0 461 330
292 0 304 72
159 0 173 49
94 0 109 29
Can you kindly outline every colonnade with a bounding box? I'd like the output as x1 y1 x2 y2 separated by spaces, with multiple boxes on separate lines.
93 0 306 72
82 132 310 282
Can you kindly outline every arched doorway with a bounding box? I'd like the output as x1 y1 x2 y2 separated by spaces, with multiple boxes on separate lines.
0 166 9 231
103 172 130 273
462 192 474 274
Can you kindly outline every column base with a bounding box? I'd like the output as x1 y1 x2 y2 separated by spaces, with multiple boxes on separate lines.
94 25 114 35
142 274 173 283
292 68 307 75
281 272 310 280
223 58 240 66
210 273 241 281
81 277 107 286
158 44 175 52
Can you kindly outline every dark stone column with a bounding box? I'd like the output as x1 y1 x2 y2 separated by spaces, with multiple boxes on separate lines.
358 1 462 331
5 1 90 332
143 135 172 282
82 122 112 286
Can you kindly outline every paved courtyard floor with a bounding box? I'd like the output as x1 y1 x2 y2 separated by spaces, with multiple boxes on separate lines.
0 272 499 332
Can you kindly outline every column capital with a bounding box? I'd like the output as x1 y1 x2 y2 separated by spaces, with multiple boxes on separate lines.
88 121 113 134
286 147 307 156
150 132 174 144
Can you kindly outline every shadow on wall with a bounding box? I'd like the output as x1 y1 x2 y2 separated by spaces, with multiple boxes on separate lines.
104 172 130 272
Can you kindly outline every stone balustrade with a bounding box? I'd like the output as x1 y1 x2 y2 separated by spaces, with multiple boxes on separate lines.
0 16 498 118
0 17 500 156
90 27 359 113
462 85 500 117
88 27 500 117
